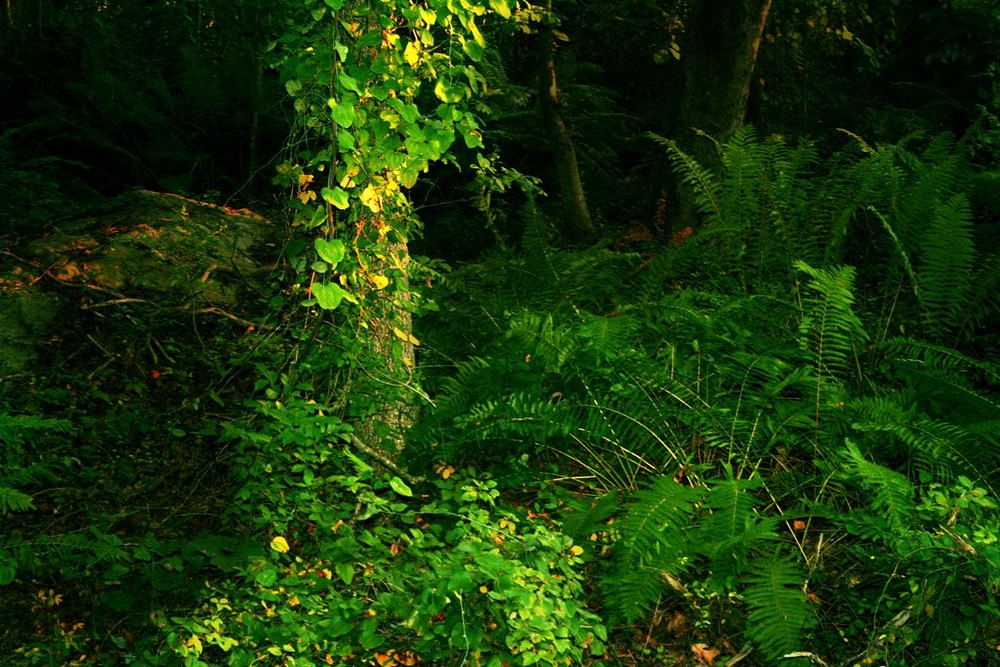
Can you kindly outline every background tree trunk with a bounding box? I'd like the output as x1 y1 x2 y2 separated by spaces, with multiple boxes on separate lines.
537 27 594 243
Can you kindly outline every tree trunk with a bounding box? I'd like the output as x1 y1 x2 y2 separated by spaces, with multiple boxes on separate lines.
351 228 419 471
537 27 594 243
672 0 772 230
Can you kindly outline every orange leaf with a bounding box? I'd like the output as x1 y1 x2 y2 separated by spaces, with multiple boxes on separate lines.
691 643 720 665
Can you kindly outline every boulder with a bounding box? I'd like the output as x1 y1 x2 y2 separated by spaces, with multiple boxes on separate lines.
0 190 281 375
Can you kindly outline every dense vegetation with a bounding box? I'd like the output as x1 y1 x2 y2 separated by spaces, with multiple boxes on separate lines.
2 0 1000 665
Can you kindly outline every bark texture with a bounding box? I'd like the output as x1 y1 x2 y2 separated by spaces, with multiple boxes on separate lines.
537 28 594 243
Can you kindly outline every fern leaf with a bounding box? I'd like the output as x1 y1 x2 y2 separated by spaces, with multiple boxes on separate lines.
603 476 703 623
840 439 914 529
742 555 813 660
0 486 34 515
917 194 974 340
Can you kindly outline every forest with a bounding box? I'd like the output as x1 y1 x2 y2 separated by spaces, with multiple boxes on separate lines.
2 0 1000 665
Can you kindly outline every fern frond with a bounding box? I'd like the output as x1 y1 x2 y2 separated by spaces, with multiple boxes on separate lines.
742 555 813 660
839 439 915 529
0 486 35 515
651 134 725 224
916 194 974 340
603 476 703 623
560 491 620 546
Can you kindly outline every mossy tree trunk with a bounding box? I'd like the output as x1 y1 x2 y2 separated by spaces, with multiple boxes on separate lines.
537 26 594 243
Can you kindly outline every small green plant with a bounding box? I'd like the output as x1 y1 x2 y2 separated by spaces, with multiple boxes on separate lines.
161 373 605 666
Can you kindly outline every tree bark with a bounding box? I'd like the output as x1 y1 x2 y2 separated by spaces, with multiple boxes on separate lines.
537 27 594 243
353 232 418 458
672 0 773 230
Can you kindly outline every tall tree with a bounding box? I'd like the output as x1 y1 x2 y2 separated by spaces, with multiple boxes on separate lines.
272 0 511 465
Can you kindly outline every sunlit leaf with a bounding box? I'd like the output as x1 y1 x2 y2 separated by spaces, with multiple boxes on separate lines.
360 184 381 212
329 99 355 127
489 0 511 19
270 536 290 553
389 476 413 497
321 186 350 210
404 40 421 67
314 237 346 265
312 282 346 310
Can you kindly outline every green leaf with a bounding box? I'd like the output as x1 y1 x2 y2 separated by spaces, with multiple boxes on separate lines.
321 186 350 210
338 73 360 93
312 282 346 310
315 237 347 265
255 565 277 586
335 562 354 585
462 36 485 61
324 0 345 9
329 99 355 127
389 476 413 497
434 79 466 103
0 556 16 585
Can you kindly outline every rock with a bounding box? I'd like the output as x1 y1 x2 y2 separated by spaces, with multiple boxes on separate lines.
0 190 282 375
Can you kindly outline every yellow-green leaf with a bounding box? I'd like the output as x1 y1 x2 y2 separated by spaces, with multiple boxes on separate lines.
389 476 413 497
404 40 420 67
270 536 290 553
321 186 350 210
312 282 346 310
489 0 511 19
371 274 390 290
314 237 346 265
360 184 381 213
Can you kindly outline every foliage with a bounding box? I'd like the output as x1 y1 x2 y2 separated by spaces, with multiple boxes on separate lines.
162 379 606 666
3 0 1000 664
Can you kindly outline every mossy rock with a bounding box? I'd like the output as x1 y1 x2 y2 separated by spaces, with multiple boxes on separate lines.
0 190 282 374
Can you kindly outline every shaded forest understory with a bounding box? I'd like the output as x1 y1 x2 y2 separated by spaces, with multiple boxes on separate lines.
3 1 1000 665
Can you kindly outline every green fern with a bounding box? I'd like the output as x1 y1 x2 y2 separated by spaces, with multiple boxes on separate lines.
742 554 813 660
917 194 974 340
840 439 915 529
603 476 702 623
795 261 869 426
0 486 34 515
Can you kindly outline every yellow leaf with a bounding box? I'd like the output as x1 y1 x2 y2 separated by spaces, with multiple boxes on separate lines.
569 545 584 557
404 40 420 67
288 595 300 607
270 536 290 553
392 326 420 345
298 172 314 187
372 275 390 290
297 190 317 204
360 184 381 213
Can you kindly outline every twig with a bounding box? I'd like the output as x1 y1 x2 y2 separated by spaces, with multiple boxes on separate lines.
348 433 426 485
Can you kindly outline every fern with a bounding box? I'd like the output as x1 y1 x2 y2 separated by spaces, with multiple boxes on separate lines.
917 194 974 340
742 555 813 660
840 439 915 529
602 476 702 623
699 476 780 585
0 486 34 515
795 261 868 427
